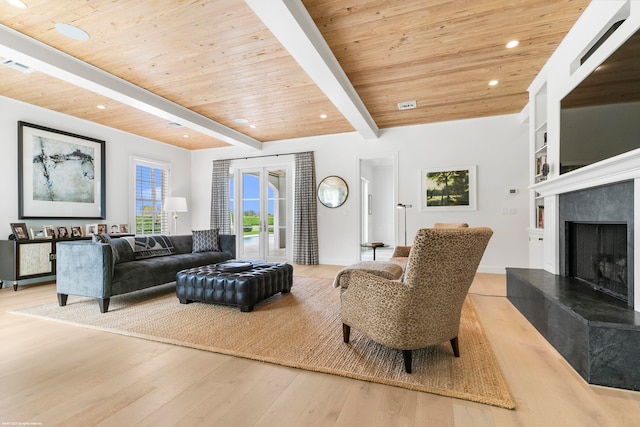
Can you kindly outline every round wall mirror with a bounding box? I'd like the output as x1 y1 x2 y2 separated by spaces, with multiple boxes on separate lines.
317 176 349 208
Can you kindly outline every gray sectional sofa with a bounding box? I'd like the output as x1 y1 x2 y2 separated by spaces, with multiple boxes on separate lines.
56 234 235 313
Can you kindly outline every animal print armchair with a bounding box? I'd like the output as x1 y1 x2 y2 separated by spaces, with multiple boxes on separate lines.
390 222 469 269
341 227 493 373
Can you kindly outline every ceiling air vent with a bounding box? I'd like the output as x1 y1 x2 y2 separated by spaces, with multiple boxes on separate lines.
168 122 184 128
580 19 625 65
1 59 36 74
397 100 417 110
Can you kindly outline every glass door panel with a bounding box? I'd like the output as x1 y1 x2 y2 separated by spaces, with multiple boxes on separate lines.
240 170 261 259
235 165 291 261
266 167 287 260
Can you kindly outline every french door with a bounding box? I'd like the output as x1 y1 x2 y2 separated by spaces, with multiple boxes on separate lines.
233 164 292 262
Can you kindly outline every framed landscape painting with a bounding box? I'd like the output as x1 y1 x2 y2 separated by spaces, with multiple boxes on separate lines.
421 165 477 211
18 121 105 219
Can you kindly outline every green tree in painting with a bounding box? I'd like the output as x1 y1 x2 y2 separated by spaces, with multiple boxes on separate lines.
426 170 470 206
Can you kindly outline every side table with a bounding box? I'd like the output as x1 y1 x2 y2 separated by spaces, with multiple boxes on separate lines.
360 242 387 261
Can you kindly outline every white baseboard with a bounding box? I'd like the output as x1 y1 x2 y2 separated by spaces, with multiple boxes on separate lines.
477 265 506 275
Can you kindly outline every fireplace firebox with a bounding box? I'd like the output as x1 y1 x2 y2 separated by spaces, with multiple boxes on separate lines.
567 222 628 302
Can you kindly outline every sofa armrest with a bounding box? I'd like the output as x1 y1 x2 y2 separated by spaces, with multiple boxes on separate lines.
56 241 114 299
219 234 236 258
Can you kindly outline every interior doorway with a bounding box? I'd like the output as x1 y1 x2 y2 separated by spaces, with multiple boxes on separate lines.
358 154 398 261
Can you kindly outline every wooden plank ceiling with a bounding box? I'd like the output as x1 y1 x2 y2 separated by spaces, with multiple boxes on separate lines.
0 0 591 150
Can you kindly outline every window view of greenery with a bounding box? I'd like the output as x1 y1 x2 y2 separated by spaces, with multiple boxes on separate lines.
136 164 166 234
241 211 274 235
425 170 470 206
230 175 275 236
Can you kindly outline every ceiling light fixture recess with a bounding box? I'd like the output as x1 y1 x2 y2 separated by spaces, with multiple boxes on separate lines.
6 0 27 9
489 80 499 86
234 118 249 124
96 104 106 110
506 40 519 49
55 23 90 41
320 114 327 119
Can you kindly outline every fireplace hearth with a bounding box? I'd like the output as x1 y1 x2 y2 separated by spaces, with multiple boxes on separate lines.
506 181 639 391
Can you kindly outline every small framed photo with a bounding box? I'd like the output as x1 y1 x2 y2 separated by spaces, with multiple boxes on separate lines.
420 165 477 211
97 224 108 234
57 226 70 239
44 225 56 238
10 222 30 240
109 224 120 234
71 226 83 237
119 224 130 234
31 226 49 239
85 223 98 236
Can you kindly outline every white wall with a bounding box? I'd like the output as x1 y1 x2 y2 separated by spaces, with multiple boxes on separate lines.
0 95 192 238
191 113 530 272
370 164 394 244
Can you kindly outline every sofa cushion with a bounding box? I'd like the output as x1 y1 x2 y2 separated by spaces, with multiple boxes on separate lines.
109 237 135 264
192 228 220 253
124 235 175 259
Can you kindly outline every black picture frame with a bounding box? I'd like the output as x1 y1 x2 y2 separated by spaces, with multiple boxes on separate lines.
10 222 29 240
18 121 106 219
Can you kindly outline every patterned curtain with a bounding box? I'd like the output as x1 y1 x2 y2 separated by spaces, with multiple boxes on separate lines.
210 159 231 234
294 152 319 264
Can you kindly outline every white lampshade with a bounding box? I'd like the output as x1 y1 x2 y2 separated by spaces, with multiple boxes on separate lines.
164 196 188 212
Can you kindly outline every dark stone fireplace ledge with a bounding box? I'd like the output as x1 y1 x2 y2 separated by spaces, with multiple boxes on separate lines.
507 268 640 391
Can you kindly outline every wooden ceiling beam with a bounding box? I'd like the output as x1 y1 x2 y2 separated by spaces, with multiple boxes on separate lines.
246 0 379 141
0 23 262 150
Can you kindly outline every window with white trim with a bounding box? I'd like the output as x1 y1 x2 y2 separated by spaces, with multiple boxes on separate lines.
133 158 170 235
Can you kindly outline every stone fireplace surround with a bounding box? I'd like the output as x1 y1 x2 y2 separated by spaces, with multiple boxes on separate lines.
507 152 640 391
559 181 634 305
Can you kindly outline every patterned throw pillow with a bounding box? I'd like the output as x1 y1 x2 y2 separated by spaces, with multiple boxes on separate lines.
192 229 220 253
124 235 175 259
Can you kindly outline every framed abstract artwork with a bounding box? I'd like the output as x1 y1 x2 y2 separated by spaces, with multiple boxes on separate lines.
18 121 106 219
420 165 477 211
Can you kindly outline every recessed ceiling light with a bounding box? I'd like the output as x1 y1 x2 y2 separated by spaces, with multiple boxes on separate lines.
183 134 189 138
6 0 27 9
320 114 327 119
506 40 519 49
96 104 106 110
234 118 249 124
489 80 499 86
55 23 90 41
250 124 256 129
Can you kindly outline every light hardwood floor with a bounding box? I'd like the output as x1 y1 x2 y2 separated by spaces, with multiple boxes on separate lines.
1 267 639 426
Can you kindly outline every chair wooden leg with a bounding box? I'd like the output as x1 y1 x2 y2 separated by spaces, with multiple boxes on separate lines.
402 350 412 373
450 337 460 357
342 323 351 343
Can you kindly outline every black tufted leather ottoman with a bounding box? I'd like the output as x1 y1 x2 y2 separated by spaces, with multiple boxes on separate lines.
175 260 293 312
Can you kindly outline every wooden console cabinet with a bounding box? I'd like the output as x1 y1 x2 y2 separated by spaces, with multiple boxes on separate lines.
0 238 82 290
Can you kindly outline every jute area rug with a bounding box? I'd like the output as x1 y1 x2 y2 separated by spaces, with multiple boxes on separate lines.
11 276 515 409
